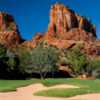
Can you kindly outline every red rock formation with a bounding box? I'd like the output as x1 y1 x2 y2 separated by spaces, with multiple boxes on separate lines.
47 3 96 39
0 3 99 57
21 33 43 48
0 12 22 48
48 4 78 34
76 14 96 36
44 3 99 56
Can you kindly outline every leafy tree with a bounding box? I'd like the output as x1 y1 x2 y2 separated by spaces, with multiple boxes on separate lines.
31 45 58 79
18 44 59 79
16 47 32 75
6 50 19 73
66 46 88 77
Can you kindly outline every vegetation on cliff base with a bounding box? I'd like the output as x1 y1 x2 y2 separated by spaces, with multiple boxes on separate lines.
58 45 100 78
0 43 100 79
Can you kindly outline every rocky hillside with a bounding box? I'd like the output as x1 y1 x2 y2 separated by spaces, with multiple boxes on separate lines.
0 12 23 48
0 3 99 57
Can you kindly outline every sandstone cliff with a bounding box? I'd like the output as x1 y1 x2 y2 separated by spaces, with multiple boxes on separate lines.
0 3 99 57
0 12 23 48
21 33 43 48
43 3 99 56
47 3 96 39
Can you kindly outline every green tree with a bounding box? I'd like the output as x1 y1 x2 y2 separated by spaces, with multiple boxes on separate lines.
18 44 59 79
31 45 58 79
16 47 32 75
6 50 19 73
88 59 100 78
66 46 88 77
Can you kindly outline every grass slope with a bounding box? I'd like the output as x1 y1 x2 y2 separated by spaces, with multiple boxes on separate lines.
0 79 40 92
0 78 100 97
35 78 100 97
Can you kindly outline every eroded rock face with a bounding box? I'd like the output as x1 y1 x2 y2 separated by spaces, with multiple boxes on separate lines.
0 3 99 57
44 3 99 56
47 3 96 39
48 4 78 33
0 12 22 48
21 33 43 48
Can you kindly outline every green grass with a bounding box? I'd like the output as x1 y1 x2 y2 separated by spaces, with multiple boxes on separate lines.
35 78 100 97
0 78 100 97
0 79 40 92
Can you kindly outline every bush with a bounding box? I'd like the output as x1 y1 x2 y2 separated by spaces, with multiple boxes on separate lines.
88 59 100 78
0 44 7 59
0 45 7 78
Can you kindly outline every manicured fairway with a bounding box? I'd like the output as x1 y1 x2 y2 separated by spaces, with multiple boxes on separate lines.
35 78 100 97
0 79 40 92
0 78 100 97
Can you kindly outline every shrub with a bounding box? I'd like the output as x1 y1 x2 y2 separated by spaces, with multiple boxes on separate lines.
0 44 8 78
88 59 100 78
0 44 7 59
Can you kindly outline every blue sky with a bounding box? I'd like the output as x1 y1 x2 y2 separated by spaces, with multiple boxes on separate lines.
0 0 100 40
